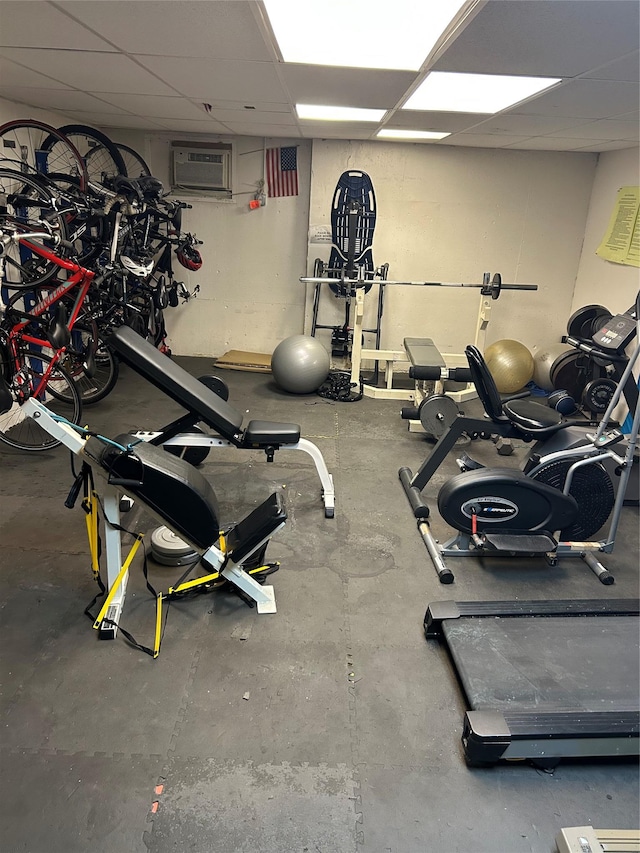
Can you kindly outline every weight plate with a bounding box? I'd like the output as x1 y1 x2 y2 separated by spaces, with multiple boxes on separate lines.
582 378 616 413
150 525 200 566
567 305 612 340
419 394 459 438
549 351 590 400
164 427 210 466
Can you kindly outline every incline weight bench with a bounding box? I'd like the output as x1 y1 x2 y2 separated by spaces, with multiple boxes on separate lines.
108 325 335 518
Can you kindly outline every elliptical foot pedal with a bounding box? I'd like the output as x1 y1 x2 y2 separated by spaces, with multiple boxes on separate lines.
456 453 484 472
480 533 557 554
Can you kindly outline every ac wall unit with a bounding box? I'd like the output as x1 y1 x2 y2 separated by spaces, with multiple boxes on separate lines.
171 146 231 192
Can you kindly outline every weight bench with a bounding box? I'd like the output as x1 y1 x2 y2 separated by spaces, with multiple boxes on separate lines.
21 397 288 653
107 325 335 517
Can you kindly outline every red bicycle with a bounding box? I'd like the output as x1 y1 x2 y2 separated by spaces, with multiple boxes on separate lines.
0 220 119 451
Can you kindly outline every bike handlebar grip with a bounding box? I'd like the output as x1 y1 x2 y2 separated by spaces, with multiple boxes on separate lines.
58 240 76 253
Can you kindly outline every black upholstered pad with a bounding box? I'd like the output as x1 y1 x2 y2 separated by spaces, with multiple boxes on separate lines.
504 398 563 432
244 420 300 445
108 326 244 439
108 326 302 447
224 492 287 565
84 434 221 550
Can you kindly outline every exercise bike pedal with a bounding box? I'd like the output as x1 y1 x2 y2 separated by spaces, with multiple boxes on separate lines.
479 532 557 554
456 452 484 472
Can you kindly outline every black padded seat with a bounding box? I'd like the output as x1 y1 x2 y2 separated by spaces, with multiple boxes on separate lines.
108 326 301 447
503 398 564 434
244 420 301 446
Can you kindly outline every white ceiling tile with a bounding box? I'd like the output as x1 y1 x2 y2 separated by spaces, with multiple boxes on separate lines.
388 111 488 132
147 118 233 134
575 140 640 152
299 124 375 139
0 0 635 152
580 51 640 83
56 0 271 60
464 114 594 136
281 66 417 110
210 109 296 125
223 123 302 138
94 94 209 120
0 55 73 89
134 55 288 102
0 48 177 95
505 137 603 151
443 133 531 148
67 113 167 130
432 0 640 77
544 119 639 140
190 100 292 113
0 1 116 51
0 87 130 114
514 80 640 119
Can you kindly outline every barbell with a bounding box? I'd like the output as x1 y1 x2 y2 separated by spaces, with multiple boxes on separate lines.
300 271 537 300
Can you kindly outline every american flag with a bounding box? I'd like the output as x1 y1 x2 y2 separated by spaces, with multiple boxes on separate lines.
266 146 298 197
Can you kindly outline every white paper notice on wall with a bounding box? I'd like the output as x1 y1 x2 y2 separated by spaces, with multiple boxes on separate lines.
596 186 640 267
309 224 332 243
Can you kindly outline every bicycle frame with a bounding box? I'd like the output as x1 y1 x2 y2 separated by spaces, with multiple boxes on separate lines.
2 236 95 400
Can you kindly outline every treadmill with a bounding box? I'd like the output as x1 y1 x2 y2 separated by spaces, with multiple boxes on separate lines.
424 599 640 767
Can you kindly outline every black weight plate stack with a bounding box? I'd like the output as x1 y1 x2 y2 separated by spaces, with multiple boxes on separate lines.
531 460 614 539
567 304 612 340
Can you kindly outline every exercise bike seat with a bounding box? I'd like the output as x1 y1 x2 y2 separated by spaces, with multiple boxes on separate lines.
108 325 301 448
465 345 566 437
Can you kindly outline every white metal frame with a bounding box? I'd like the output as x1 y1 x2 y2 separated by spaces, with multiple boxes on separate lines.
132 430 336 518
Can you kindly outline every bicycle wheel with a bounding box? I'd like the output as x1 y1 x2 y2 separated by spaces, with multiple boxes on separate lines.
60 322 120 404
115 143 152 178
0 120 88 191
0 349 82 451
0 169 69 290
54 125 126 187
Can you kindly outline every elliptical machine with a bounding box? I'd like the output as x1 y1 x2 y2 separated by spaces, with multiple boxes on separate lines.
399 293 640 585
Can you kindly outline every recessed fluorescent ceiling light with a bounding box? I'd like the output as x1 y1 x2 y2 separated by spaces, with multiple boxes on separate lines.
264 0 469 71
377 129 450 140
297 104 385 122
404 72 561 113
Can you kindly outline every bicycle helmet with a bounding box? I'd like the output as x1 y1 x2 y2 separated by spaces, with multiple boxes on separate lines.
138 175 164 200
121 254 154 279
176 242 202 271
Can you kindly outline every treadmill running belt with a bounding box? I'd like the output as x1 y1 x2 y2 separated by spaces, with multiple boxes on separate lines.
443 616 639 713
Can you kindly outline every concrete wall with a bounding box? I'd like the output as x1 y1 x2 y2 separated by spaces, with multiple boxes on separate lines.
106 129 312 358
306 139 598 358
573 146 640 316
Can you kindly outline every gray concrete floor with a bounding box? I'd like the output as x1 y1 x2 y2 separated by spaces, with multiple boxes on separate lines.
0 358 638 853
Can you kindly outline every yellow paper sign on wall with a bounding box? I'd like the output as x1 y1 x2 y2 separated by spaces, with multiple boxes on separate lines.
596 185 640 267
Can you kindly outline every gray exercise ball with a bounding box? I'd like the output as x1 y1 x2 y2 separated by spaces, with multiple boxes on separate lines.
271 335 330 394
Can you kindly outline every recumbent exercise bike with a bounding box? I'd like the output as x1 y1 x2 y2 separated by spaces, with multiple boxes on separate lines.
400 294 639 584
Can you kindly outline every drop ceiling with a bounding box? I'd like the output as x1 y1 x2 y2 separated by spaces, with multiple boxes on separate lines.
0 0 638 152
